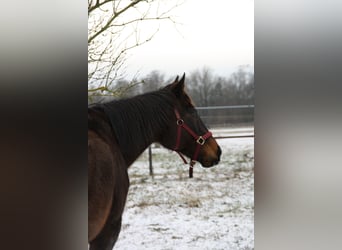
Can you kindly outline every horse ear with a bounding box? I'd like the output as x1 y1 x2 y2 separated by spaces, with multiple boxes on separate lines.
173 75 179 84
171 73 186 98
179 73 185 85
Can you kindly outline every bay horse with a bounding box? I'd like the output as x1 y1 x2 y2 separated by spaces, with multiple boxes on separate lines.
88 74 221 249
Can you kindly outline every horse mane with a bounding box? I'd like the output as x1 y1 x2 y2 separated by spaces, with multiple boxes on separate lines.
97 88 176 160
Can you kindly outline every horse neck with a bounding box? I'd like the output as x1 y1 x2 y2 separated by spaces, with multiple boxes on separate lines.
104 91 174 167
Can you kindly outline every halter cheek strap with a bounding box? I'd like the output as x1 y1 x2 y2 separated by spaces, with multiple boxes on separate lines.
173 109 212 178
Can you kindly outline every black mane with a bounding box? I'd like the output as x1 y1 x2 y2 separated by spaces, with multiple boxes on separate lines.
92 88 176 161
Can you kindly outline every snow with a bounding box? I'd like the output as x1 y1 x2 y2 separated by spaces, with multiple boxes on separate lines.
114 128 254 249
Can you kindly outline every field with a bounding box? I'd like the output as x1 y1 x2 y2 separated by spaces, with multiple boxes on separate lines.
114 128 254 250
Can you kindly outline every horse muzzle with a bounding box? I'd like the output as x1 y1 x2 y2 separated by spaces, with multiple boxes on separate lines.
199 145 222 168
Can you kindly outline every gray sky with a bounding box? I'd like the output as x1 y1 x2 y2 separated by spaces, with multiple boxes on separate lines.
124 0 254 79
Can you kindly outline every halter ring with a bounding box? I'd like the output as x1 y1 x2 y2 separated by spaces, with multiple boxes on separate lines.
176 119 184 125
196 136 206 145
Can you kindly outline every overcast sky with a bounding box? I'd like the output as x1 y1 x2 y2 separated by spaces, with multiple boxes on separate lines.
124 0 254 79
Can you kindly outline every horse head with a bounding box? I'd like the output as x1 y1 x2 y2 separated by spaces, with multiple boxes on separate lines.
160 74 221 168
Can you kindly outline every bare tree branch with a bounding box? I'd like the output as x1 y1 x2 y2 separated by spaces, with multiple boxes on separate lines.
88 0 143 44
88 0 182 98
88 0 112 14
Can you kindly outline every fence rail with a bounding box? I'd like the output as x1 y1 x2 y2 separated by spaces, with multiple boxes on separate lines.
214 135 254 139
196 105 254 128
196 105 254 110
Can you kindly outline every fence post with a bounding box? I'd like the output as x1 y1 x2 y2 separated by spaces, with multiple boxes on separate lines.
148 145 154 178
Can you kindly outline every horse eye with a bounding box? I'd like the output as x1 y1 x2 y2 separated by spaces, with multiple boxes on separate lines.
188 108 197 115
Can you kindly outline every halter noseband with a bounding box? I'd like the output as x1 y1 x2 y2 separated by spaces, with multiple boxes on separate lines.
173 109 212 178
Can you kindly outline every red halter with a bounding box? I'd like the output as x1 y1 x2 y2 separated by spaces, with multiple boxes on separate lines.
173 109 212 178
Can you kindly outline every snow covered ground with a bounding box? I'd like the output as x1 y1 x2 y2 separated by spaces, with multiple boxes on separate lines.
115 128 254 250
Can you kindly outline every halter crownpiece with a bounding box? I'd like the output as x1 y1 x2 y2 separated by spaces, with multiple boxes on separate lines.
173 109 213 178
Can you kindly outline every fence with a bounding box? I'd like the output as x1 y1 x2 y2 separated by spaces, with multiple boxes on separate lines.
148 105 254 177
196 105 254 128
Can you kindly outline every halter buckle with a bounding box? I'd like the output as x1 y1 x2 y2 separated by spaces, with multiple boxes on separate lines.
196 136 205 145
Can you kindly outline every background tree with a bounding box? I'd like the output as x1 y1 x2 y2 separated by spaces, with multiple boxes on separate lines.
209 78 225 106
187 67 216 107
88 0 179 100
140 70 165 94
95 66 254 124
227 65 254 105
